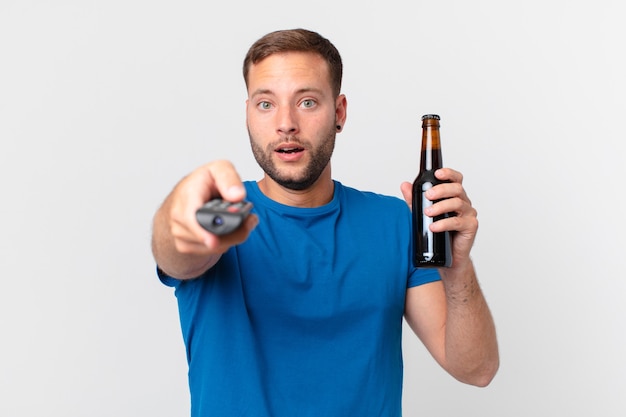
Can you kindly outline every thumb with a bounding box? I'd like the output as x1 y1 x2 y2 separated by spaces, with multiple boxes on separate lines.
400 181 413 209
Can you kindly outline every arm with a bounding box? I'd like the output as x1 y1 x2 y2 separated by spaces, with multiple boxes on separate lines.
151 160 258 279
401 168 499 386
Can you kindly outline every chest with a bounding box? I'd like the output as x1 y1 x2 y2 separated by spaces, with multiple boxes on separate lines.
235 211 409 326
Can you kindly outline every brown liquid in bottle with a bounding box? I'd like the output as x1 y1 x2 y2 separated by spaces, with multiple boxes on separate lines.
412 114 452 267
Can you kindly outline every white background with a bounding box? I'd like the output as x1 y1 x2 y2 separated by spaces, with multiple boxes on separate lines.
1 0 624 416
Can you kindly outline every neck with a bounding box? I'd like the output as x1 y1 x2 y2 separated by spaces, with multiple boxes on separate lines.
258 166 334 208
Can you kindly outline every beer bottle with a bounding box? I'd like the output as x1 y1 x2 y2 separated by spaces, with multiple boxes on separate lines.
412 114 452 267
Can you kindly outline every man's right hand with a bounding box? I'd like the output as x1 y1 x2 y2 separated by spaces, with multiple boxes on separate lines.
151 160 259 279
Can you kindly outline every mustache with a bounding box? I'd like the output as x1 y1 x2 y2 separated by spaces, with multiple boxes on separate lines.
271 136 308 149
277 135 303 143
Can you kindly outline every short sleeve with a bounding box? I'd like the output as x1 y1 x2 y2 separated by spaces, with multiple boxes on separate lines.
407 267 441 288
156 266 182 288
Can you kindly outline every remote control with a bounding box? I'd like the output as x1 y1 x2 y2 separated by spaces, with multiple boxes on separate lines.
196 199 253 236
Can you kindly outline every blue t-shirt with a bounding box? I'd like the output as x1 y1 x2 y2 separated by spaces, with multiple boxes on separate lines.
160 181 440 417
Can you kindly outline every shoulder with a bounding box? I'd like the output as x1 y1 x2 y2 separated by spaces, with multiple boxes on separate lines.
336 182 408 211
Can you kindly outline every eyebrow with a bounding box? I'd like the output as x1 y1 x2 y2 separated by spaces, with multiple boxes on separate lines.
249 87 326 99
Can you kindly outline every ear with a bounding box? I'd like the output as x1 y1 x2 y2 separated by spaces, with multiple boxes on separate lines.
335 94 347 132
244 99 250 125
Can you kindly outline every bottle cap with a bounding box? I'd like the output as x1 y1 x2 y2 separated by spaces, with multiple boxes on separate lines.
421 114 440 121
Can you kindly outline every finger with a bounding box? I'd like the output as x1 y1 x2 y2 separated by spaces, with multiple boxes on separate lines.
429 212 478 236
435 168 463 184
426 197 476 220
206 160 246 202
173 215 249 255
214 214 259 248
169 195 214 246
171 220 218 254
425 182 466 202
400 181 413 208
198 213 259 255
185 210 257 253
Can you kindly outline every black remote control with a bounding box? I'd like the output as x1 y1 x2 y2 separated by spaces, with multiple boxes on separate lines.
196 199 253 236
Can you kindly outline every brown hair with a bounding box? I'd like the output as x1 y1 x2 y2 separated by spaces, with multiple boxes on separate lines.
243 28 343 97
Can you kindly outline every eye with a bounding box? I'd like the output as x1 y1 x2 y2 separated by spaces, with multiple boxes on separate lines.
258 101 272 110
300 99 316 109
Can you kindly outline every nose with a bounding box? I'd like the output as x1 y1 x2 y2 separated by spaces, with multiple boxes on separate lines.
276 106 298 135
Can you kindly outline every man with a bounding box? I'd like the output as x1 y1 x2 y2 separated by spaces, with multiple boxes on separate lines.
152 28 498 416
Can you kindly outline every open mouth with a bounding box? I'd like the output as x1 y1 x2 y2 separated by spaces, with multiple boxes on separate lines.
276 147 304 154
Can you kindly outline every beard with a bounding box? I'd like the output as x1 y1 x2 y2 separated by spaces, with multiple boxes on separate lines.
248 125 336 191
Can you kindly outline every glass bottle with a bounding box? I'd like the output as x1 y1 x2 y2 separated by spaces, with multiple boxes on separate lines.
412 114 452 267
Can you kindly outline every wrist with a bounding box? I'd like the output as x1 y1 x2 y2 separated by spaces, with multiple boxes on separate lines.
439 259 478 302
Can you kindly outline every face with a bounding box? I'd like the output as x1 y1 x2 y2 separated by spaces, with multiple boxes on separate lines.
246 51 346 191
